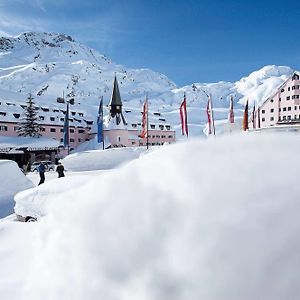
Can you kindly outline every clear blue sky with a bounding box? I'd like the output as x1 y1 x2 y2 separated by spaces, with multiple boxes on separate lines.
0 0 299 86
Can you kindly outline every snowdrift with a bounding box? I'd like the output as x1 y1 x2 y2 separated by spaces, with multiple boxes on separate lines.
5 133 300 299
0 159 34 218
61 147 146 172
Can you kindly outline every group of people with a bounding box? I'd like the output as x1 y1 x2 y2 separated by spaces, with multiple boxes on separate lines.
38 162 65 185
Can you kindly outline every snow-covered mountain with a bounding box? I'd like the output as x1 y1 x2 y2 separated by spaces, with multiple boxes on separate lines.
0 32 295 137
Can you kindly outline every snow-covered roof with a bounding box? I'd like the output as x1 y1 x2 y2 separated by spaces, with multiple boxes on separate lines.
0 136 59 151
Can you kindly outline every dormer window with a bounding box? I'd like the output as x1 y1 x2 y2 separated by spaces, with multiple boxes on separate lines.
13 113 20 119
50 117 55 121
150 124 155 129
292 73 299 81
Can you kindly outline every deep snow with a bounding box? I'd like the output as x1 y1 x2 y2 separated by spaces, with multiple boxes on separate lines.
1 133 300 299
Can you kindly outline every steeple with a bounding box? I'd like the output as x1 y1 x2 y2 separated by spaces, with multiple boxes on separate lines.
108 75 127 125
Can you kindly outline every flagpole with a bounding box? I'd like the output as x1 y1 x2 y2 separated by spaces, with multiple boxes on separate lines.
210 94 216 136
101 96 104 150
146 94 149 150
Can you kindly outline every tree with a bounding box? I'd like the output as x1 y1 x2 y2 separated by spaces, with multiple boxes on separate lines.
17 93 42 137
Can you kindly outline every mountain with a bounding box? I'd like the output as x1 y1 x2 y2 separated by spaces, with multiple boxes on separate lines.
0 32 295 138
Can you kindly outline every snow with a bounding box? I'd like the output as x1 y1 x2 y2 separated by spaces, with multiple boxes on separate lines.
0 159 34 217
0 135 59 150
61 147 146 172
0 133 300 299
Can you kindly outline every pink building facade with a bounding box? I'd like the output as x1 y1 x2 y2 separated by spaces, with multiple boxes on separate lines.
251 72 300 130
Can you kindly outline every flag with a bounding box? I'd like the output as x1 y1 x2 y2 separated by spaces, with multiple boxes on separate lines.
63 103 69 148
228 95 234 123
252 104 256 129
180 93 188 136
242 100 249 131
97 97 103 143
140 97 148 138
257 107 261 129
206 95 213 135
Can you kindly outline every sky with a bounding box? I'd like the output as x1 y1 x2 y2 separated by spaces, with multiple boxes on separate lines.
0 0 299 86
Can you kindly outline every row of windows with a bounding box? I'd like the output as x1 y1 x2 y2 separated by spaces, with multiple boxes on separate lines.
40 127 85 134
149 135 174 139
262 106 300 114
59 138 89 143
261 115 300 122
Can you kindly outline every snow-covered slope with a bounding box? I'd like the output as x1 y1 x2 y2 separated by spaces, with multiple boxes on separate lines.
0 32 296 138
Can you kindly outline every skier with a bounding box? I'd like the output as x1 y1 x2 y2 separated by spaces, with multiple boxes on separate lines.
38 162 46 185
56 162 65 178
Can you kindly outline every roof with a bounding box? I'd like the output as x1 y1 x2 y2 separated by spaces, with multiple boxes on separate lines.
109 76 122 107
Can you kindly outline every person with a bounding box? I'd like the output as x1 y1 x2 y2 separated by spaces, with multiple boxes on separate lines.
56 162 65 178
38 162 46 185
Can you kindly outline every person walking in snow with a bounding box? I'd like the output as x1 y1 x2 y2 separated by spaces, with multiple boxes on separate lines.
38 162 46 185
56 162 65 178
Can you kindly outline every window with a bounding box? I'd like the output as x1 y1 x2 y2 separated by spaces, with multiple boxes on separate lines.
295 106 298 110
281 88 285 92
13 113 20 119
288 87 291 91
117 136 121 142
14 126 19 131
270 117 274 121
131 124 137 128
168 135 173 138
288 115 291 120
262 118 265 122
292 74 299 80
0 125 7 131
287 96 290 100
279 98 281 101
50 128 56 132
70 138 75 143
60 138 63 142
270 108 274 113
60 118 64 122
71 112 76 116
166 125 171 130
283 116 286 120
39 116 45 120
262 110 265 114
60 128 63 133
150 124 155 129
78 138 81 142
161 135 166 138
279 108 281 112
288 107 292 111
70 129 75 133
78 129 85 134
159 125 164 130
50 117 55 121
40 127 45 132
283 107 287 111
0 112 6 116
270 99 274 103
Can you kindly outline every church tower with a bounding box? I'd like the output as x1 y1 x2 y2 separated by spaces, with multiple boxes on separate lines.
108 75 127 125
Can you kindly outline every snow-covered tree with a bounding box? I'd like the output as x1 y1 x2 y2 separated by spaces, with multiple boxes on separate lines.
17 94 41 137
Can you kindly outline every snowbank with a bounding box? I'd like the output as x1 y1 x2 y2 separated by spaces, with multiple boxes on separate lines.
61 147 146 172
5 134 300 299
0 160 34 217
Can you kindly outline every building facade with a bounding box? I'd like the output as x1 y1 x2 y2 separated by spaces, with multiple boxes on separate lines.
252 72 300 130
102 76 176 148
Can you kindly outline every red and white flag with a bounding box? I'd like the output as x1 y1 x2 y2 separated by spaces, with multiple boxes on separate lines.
206 95 213 135
180 93 188 136
228 95 234 123
140 98 148 138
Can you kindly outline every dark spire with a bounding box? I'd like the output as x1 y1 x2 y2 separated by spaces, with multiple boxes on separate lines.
109 75 122 110
108 75 127 125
